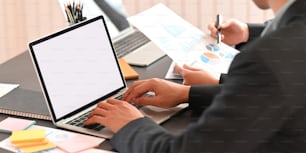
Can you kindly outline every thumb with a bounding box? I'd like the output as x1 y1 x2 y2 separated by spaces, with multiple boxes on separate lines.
134 96 160 107
182 64 202 71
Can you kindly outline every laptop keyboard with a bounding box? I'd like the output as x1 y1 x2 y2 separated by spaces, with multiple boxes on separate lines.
66 111 104 131
113 30 150 58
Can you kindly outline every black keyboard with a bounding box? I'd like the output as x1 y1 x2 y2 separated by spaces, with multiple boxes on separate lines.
67 111 104 131
113 30 150 58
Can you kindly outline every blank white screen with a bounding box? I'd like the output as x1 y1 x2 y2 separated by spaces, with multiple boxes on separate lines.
32 18 124 119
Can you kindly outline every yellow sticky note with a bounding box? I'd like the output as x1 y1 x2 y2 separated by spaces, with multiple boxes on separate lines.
10 129 45 144
18 139 56 153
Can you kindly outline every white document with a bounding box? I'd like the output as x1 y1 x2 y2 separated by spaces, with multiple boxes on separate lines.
128 3 239 79
165 62 183 80
0 83 19 98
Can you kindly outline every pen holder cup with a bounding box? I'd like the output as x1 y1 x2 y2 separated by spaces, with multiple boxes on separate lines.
67 17 87 26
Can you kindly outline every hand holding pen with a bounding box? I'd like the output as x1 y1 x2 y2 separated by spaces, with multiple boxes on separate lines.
208 16 250 46
215 14 223 44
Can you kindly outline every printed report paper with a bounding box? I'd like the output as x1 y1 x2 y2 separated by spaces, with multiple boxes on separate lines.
128 3 239 78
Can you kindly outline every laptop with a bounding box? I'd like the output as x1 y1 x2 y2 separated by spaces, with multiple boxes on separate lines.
28 16 187 139
57 0 166 66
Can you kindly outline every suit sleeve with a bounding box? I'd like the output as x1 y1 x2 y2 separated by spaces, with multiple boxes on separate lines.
188 85 221 114
247 23 266 40
235 23 265 50
222 23 266 82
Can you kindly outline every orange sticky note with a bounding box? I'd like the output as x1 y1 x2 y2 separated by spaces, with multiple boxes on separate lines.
13 138 48 148
18 139 56 153
0 117 35 133
118 58 139 80
10 129 45 144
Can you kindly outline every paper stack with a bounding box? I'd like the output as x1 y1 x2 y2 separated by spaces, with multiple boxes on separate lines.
10 129 56 153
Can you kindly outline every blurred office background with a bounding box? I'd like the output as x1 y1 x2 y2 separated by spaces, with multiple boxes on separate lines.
0 0 273 64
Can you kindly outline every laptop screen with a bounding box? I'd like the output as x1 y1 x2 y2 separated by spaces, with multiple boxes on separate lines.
29 16 126 120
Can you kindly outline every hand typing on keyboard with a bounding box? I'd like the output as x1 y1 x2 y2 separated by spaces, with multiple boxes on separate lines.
84 98 144 133
67 111 104 131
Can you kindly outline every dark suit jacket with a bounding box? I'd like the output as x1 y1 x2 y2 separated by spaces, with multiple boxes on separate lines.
183 21 267 114
219 22 266 84
111 1 306 152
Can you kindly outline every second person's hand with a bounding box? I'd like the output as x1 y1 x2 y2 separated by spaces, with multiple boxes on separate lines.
208 18 249 46
174 64 219 85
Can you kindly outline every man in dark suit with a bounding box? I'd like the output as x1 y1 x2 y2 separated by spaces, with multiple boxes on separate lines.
85 0 306 152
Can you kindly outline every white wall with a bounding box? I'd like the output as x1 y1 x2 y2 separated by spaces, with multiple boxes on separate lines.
122 0 274 33
0 0 273 63
0 0 66 63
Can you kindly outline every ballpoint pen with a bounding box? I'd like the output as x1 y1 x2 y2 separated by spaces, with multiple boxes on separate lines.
216 14 222 44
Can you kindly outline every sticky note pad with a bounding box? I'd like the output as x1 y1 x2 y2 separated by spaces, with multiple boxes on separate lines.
18 139 56 153
10 129 45 144
0 117 36 133
55 135 99 153
13 138 48 148
118 58 139 80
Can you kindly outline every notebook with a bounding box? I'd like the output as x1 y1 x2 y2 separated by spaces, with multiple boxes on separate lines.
28 16 187 139
58 0 166 66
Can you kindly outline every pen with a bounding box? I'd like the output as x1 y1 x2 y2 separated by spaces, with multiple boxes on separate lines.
64 1 86 24
216 14 222 44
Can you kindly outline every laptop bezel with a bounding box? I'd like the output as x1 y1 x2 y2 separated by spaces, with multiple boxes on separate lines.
28 15 127 122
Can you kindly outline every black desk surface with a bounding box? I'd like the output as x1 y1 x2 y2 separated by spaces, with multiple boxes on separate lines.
0 51 194 152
